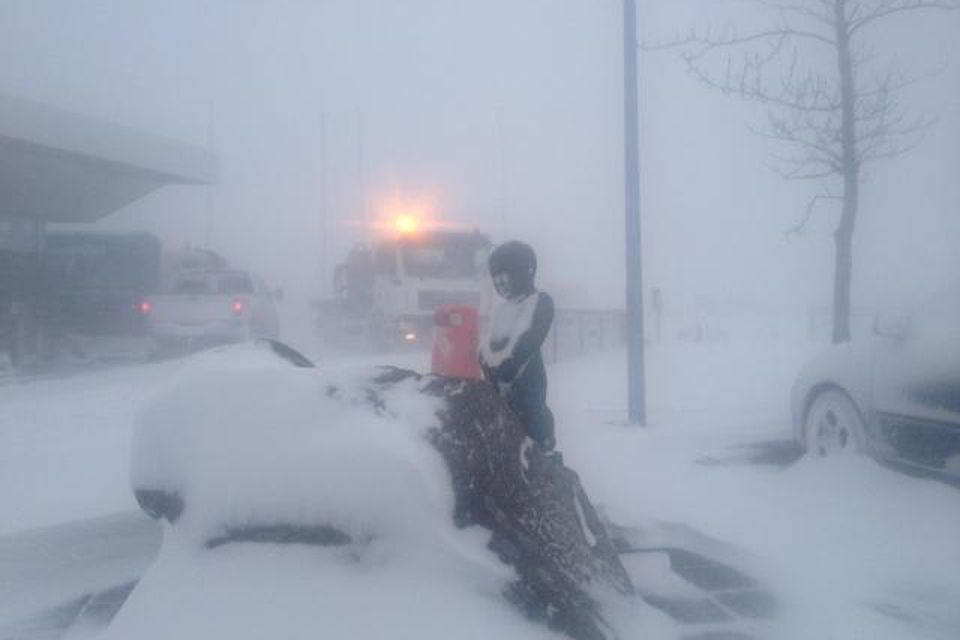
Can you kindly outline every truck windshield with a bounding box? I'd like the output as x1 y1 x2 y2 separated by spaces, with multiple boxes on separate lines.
401 237 487 279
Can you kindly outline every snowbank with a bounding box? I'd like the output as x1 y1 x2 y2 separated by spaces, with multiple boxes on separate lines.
9 336 958 639
551 346 960 640
130 347 452 548
109 539 556 640
0 360 183 534
114 345 565 639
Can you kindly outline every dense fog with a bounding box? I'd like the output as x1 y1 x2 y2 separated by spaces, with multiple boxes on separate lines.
1 2 959 639
2 1 955 318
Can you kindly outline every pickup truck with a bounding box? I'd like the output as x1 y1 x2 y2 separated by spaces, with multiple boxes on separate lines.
143 269 280 355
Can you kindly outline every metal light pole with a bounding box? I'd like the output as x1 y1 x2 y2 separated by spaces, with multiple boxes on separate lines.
319 112 328 296
204 100 216 248
356 108 366 218
623 0 647 425
496 105 507 238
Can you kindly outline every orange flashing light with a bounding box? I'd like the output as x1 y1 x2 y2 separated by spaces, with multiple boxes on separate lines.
393 214 420 235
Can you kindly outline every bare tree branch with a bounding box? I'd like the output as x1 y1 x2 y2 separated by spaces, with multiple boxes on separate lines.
681 52 841 112
849 0 960 35
645 0 959 343
787 193 842 236
642 26 836 52
760 0 836 26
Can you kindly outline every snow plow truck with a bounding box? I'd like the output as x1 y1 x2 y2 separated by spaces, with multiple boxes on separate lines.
317 227 493 350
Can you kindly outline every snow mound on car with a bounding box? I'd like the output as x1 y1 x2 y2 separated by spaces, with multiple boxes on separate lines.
119 346 561 639
132 346 454 547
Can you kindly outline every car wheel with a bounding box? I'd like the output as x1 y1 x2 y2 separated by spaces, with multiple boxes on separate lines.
804 389 866 457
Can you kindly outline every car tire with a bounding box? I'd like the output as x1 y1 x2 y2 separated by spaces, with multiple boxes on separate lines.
803 389 867 457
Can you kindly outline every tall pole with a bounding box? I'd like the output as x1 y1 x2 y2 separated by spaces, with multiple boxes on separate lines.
623 0 647 425
496 105 507 237
356 108 366 218
204 100 216 248
319 112 328 296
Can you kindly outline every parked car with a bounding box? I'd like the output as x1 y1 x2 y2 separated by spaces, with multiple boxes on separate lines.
143 268 280 354
117 342 556 640
792 284 960 480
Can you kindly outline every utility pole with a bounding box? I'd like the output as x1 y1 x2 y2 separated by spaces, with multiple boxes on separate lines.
319 112 328 297
496 105 507 237
204 100 216 248
356 107 366 218
623 0 647 425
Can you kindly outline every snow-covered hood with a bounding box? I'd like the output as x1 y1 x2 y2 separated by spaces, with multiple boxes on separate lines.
131 344 452 547
117 343 560 640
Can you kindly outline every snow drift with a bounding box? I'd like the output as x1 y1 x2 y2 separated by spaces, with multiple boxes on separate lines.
116 342 636 639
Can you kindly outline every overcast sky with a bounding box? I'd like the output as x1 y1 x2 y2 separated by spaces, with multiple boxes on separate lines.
1 0 957 325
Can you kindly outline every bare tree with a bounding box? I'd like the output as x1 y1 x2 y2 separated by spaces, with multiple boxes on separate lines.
652 0 959 343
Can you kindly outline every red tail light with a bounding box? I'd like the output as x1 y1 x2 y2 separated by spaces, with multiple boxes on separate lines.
232 299 245 314
138 300 152 314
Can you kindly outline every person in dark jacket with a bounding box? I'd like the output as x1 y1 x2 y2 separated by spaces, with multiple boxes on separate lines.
480 241 556 451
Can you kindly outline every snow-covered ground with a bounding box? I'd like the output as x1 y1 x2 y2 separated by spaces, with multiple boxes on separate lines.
0 360 182 535
553 344 960 639
2 337 959 638
109 345 570 640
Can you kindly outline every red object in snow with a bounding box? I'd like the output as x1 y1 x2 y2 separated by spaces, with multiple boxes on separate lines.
431 304 481 379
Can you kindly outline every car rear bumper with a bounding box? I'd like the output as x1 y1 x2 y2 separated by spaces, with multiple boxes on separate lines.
149 322 248 353
150 320 246 339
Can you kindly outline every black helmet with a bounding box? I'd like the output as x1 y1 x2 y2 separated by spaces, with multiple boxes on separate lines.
489 240 537 299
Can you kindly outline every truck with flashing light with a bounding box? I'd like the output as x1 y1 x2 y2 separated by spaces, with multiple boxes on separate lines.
319 227 493 350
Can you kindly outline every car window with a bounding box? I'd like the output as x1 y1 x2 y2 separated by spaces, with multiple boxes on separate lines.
907 285 960 364
175 276 212 294
218 274 253 294
909 284 959 333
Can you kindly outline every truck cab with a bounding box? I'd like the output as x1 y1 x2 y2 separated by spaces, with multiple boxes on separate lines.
330 230 493 348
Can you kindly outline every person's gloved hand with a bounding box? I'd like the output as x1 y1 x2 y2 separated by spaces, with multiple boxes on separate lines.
540 433 556 452
495 356 520 383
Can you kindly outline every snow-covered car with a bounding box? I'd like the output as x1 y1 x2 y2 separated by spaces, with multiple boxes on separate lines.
792 284 960 480
112 342 560 640
143 268 280 354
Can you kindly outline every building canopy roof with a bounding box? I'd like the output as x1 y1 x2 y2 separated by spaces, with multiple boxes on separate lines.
0 92 217 223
